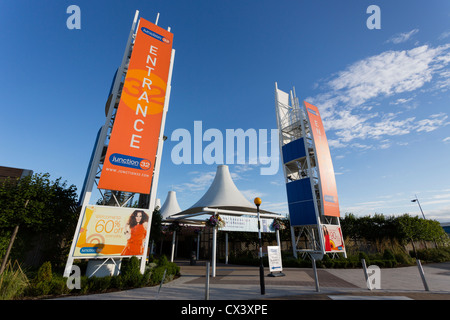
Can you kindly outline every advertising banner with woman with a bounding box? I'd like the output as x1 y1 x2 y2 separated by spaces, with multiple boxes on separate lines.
73 205 150 258
322 224 345 252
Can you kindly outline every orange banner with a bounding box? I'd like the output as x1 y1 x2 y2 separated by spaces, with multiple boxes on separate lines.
304 101 340 217
98 18 173 194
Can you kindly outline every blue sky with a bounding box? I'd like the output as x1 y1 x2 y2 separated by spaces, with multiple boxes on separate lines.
1 1 450 222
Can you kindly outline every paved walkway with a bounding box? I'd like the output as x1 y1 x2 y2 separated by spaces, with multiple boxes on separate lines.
55 260 450 300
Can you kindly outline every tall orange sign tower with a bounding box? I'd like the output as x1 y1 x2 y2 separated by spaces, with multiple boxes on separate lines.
274 83 345 259
64 11 175 277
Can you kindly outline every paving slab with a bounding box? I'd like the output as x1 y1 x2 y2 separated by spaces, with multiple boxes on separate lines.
53 260 450 301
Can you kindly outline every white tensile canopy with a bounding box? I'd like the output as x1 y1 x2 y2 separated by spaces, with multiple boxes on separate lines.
166 165 282 222
160 165 285 277
159 191 182 220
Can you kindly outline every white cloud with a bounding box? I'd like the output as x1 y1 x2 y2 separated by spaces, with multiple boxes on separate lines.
324 45 448 107
415 113 449 132
438 31 450 40
259 201 288 215
390 97 413 105
270 180 283 186
328 138 347 149
443 137 450 143
173 170 216 193
369 114 415 139
240 189 267 202
386 29 419 44
308 44 450 148
233 164 254 173
172 167 245 195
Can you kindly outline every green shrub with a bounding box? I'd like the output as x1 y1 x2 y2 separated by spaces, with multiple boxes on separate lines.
358 252 370 263
110 275 124 290
141 268 152 287
36 261 52 283
383 249 396 261
26 280 51 296
26 261 54 296
414 247 450 263
149 256 180 285
150 266 167 284
121 256 143 288
156 255 180 276
370 259 392 268
157 254 169 266
334 260 348 268
322 255 334 268
394 252 414 265
88 276 112 293
49 276 71 296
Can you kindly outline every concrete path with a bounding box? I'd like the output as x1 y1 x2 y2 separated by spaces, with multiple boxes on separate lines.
54 260 450 300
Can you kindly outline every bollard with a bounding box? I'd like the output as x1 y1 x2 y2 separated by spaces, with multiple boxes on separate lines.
416 259 430 291
312 257 320 292
155 268 167 300
361 259 372 290
205 262 210 300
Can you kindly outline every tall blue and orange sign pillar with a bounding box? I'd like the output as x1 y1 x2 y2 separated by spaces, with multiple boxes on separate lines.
64 11 175 277
274 83 345 259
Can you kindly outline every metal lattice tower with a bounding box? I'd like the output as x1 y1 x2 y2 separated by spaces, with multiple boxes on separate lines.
275 83 346 260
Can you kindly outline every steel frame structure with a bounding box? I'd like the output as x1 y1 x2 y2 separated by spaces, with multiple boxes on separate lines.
274 83 346 260
64 11 175 277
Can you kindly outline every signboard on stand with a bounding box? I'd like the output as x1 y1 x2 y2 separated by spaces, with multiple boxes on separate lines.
267 245 284 277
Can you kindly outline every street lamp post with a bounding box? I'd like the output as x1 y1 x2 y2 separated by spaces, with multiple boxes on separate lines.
411 195 426 219
254 197 265 295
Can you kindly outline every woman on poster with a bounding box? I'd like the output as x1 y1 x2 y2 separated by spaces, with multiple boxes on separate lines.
323 225 332 252
121 210 149 256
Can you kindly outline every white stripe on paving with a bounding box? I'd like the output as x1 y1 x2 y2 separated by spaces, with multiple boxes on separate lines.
328 295 413 300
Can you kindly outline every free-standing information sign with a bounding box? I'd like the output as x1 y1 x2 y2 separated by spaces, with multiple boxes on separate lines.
98 17 174 194
267 246 283 274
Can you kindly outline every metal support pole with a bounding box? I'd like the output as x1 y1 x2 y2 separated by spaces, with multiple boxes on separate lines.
361 258 372 290
175 233 179 258
312 257 320 292
256 202 265 295
290 226 297 259
205 262 210 300
225 232 229 265
276 229 281 249
170 231 176 262
197 232 200 260
212 226 217 277
412 195 426 219
416 259 430 291
155 268 167 300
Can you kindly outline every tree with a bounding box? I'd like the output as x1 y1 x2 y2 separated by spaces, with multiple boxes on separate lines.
0 173 78 270
341 213 449 256
149 207 163 243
